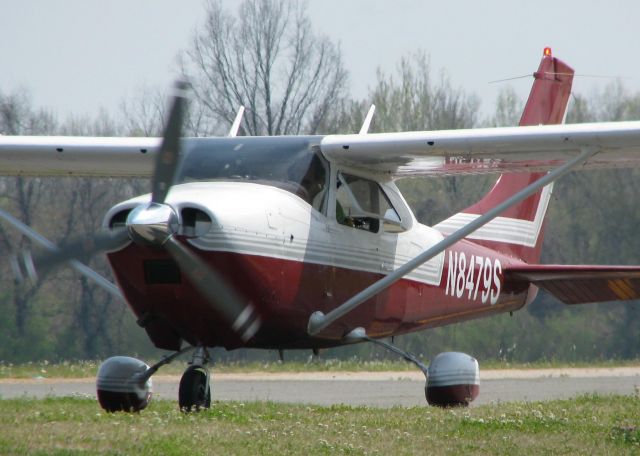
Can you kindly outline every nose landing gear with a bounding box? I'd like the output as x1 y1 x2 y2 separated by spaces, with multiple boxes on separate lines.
178 347 211 412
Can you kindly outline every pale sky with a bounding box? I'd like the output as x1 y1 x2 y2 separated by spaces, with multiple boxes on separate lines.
1 0 639 123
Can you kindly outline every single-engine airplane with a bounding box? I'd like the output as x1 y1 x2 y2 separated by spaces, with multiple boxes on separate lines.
2 48 640 411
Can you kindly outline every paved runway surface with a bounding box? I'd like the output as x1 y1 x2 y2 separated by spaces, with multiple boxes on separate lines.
2 368 640 407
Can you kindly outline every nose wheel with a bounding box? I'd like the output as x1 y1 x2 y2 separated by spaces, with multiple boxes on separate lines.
179 365 211 412
179 347 211 412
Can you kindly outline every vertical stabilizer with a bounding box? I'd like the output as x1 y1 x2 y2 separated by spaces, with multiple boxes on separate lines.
435 48 574 263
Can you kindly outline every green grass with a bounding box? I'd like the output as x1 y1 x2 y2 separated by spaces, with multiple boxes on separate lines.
0 395 638 454
1 358 639 379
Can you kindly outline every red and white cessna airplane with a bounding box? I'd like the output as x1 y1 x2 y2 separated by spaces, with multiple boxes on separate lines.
1 48 640 412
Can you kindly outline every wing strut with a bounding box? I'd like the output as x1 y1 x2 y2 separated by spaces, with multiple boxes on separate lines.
307 146 598 337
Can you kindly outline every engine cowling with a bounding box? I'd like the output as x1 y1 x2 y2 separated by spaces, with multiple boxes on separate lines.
426 352 479 407
96 356 152 412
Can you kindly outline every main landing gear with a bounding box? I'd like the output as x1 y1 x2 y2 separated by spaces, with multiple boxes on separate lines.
344 327 480 407
178 347 211 412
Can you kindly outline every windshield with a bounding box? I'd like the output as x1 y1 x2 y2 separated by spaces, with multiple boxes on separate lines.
177 137 327 207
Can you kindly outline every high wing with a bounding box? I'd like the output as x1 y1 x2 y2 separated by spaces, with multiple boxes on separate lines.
2 121 640 177
320 121 640 177
506 265 640 304
0 136 158 177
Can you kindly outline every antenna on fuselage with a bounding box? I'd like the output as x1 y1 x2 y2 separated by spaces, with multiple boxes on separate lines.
228 106 245 137
359 104 376 135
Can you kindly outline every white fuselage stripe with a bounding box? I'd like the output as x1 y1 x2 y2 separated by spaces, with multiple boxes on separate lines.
190 230 444 286
434 184 553 247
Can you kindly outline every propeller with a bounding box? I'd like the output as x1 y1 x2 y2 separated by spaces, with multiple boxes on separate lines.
0 206 125 300
3 81 260 342
30 228 129 277
151 80 188 204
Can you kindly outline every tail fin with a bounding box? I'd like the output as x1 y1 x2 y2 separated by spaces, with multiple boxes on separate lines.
436 48 574 263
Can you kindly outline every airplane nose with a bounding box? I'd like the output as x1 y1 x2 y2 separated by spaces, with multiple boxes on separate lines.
126 202 180 245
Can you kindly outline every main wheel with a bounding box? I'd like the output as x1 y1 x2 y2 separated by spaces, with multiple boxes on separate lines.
178 365 211 412
96 356 152 413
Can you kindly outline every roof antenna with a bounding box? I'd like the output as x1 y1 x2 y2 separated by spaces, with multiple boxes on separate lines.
359 104 376 135
228 106 245 137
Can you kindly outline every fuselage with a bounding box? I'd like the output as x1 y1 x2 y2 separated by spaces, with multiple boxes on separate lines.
104 137 532 351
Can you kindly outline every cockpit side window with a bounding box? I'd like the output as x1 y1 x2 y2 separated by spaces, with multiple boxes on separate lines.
298 151 329 214
335 172 401 233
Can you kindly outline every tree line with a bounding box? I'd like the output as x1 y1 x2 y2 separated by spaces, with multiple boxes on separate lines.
1 0 639 364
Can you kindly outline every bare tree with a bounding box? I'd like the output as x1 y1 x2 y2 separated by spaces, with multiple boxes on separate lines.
0 89 62 349
54 114 151 359
119 86 166 137
180 0 348 136
59 178 125 358
58 108 120 137
369 52 479 133
566 80 640 124
0 88 152 360
489 86 523 127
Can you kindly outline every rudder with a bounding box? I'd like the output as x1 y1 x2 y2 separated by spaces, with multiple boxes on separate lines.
435 48 574 263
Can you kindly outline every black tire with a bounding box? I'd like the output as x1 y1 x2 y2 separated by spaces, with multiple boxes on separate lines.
97 389 151 413
178 365 211 412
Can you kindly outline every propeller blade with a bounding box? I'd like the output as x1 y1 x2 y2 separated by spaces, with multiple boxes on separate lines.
31 228 130 277
0 207 125 299
163 236 261 342
151 81 190 204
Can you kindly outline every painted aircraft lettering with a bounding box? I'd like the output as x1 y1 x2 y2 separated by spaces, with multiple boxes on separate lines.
445 251 502 305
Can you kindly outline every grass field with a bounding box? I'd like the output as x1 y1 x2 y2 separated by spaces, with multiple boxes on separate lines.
0 395 638 454
2 358 640 379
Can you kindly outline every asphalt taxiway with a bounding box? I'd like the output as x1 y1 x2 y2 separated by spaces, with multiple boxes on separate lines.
1 367 639 407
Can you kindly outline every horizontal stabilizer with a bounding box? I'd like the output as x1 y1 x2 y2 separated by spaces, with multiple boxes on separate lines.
507 265 640 304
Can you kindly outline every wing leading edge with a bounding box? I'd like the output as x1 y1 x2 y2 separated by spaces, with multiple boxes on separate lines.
320 121 640 177
507 265 640 304
0 136 159 177
3 121 640 178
